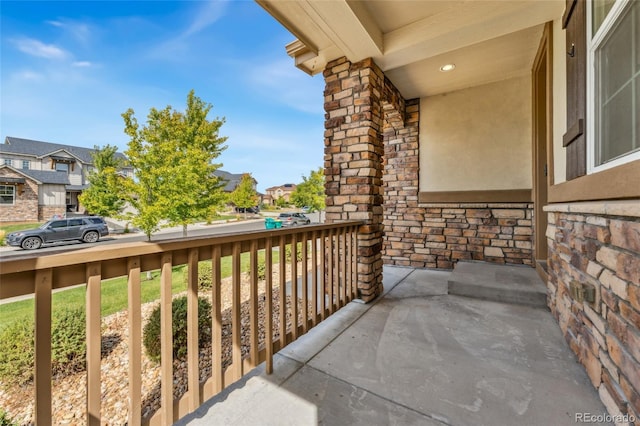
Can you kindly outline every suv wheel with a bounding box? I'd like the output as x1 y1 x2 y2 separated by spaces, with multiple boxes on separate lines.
82 231 99 243
21 237 42 250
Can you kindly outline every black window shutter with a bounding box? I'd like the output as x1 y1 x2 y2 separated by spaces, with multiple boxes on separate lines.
563 0 587 180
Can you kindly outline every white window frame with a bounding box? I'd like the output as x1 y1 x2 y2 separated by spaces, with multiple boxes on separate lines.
3 158 11 166
22 160 30 170
0 185 15 205
587 0 640 173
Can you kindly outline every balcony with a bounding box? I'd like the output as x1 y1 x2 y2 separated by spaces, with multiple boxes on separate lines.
0 221 361 425
0 222 610 425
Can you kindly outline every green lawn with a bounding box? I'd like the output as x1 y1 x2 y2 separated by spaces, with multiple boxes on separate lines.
0 250 280 330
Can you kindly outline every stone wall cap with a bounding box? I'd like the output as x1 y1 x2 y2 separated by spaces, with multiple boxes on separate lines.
544 200 640 217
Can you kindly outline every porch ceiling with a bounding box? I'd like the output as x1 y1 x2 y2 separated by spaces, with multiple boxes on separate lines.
257 0 565 97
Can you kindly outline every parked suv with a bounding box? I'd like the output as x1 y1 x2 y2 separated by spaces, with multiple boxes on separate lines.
6 216 109 250
278 212 311 227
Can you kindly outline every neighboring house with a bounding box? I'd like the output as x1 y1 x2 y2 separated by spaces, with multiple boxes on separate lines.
260 0 639 421
0 137 132 222
213 170 257 193
264 183 296 205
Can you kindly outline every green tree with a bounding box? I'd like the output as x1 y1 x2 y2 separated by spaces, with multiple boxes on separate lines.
230 173 258 219
122 90 228 240
78 145 127 218
291 167 325 212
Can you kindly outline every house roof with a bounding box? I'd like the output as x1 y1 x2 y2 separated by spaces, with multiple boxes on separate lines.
0 166 70 185
1 136 128 164
213 170 257 192
257 0 565 98
266 183 296 191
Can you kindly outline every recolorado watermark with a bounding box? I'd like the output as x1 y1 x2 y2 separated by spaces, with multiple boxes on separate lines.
575 412 637 423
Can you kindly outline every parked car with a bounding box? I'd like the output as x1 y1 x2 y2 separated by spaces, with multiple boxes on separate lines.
278 212 311 226
235 206 260 214
301 206 311 213
6 217 109 250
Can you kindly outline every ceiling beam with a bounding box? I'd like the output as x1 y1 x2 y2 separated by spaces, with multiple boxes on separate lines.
378 0 564 71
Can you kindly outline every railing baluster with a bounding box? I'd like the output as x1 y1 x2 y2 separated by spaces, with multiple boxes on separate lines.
334 230 342 309
279 235 286 346
352 226 358 299
232 243 242 380
211 245 223 393
160 253 173 426
291 233 298 341
311 231 318 327
301 232 308 334
320 230 327 321
341 228 347 306
345 228 353 303
34 268 52 426
249 240 259 368
187 248 200 412
127 257 142 426
265 238 274 374
86 262 101 426
328 229 335 315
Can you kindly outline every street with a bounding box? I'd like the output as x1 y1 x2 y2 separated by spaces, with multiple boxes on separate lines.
0 212 321 260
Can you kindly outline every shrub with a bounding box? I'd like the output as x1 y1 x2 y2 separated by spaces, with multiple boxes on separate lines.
257 261 266 281
0 409 17 426
51 307 87 376
143 296 212 363
0 320 34 386
285 242 310 262
0 230 6 246
0 307 86 387
197 262 213 290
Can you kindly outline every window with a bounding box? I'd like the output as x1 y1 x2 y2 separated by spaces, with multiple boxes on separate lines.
55 162 69 172
48 220 67 229
588 0 640 171
22 160 30 170
0 185 15 205
68 219 83 227
3 158 11 166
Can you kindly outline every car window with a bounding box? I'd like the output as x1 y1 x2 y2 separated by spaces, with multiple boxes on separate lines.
69 219 83 227
87 217 104 224
49 220 67 229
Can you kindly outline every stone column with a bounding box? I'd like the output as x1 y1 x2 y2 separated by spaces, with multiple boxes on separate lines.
323 57 385 302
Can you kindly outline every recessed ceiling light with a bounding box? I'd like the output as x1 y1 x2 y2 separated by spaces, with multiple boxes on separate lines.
440 64 456 72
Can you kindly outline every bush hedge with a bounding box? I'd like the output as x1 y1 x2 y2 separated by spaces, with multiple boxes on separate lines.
142 296 212 363
197 262 213 290
0 307 86 387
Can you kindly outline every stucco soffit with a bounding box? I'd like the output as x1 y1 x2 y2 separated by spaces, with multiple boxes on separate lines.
379 1 564 71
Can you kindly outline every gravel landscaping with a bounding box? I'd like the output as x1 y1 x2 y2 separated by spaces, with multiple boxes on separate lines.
0 264 311 425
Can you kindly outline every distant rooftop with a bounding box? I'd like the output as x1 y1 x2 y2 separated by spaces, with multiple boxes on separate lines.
1 136 128 165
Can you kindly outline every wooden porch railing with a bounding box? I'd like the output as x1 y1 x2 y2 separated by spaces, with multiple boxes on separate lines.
0 221 362 425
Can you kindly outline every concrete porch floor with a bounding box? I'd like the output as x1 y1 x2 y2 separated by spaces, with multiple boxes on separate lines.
177 265 610 426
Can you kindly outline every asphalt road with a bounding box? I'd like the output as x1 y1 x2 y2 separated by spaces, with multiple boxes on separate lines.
0 220 266 259
0 212 322 260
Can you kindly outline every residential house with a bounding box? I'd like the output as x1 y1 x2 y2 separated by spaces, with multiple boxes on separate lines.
212 170 257 193
263 183 296 205
257 0 640 420
0 137 132 222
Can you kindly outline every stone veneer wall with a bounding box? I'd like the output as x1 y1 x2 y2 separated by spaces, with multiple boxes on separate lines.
0 169 39 222
382 99 534 268
546 201 640 421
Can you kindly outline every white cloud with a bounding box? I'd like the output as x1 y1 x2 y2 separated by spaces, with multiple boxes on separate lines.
73 61 93 67
183 0 228 37
13 70 45 81
47 19 92 45
12 37 69 59
247 58 323 114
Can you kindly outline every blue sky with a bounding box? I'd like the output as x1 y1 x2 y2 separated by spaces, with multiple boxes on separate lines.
1 0 326 192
